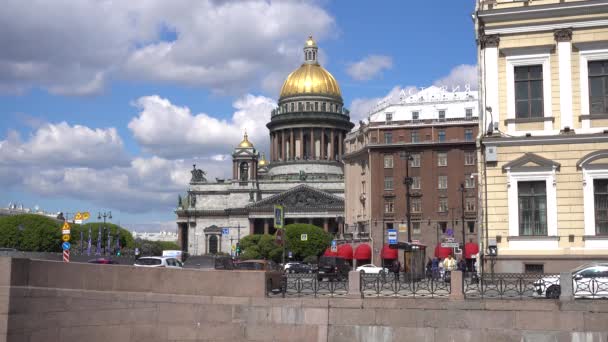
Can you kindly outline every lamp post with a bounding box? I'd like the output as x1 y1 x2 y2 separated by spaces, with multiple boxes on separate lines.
98 211 112 255
403 153 414 243
459 183 466 254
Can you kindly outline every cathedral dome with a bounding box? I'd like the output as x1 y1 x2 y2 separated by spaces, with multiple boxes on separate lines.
238 131 253 148
278 36 342 100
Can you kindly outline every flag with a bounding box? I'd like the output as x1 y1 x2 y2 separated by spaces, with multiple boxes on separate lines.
87 227 92 256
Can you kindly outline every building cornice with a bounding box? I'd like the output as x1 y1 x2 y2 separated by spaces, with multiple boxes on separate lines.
482 133 608 146
478 0 608 24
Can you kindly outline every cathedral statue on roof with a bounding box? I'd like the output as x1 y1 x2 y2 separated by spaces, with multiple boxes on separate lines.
175 36 354 255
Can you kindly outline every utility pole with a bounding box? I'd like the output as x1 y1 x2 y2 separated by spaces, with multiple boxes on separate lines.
460 183 466 253
403 153 414 243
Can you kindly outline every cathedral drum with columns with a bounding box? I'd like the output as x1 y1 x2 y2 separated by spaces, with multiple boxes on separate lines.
175 37 354 256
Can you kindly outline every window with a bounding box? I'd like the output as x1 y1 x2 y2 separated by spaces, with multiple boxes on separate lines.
384 176 394 190
524 264 544 274
412 222 421 234
386 113 393 122
594 179 608 235
438 152 447 167
412 111 419 120
315 102 319 111
589 61 608 114
465 129 473 141
384 198 395 214
290 103 294 112
466 197 476 212
411 131 419 143
518 181 547 236
467 221 475 234
438 110 446 120
384 155 394 168
465 108 473 119
438 176 447 189
439 222 447 233
438 130 446 142
298 102 303 111
321 102 326 111
384 132 393 144
411 176 421 189
410 153 421 167
465 151 476 166
465 175 475 188
306 102 311 111
515 65 544 118
411 198 422 213
438 198 448 212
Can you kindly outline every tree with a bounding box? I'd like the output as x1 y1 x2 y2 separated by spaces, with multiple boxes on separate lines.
284 223 331 261
0 214 62 252
78 222 135 251
239 234 282 262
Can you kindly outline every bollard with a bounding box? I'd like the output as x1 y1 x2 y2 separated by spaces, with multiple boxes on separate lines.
449 270 464 300
347 271 361 298
559 272 573 302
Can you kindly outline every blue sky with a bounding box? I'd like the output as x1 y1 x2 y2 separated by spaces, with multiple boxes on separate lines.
0 0 478 231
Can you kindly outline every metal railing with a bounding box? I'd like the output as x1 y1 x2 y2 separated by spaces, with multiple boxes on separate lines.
464 273 560 299
573 276 608 299
272 273 348 297
360 272 450 298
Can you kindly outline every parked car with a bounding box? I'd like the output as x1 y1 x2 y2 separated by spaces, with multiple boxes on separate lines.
234 260 283 293
317 256 350 281
286 263 314 274
356 264 389 274
534 263 608 298
88 258 118 265
134 256 183 269
214 256 236 270
283 262 301 272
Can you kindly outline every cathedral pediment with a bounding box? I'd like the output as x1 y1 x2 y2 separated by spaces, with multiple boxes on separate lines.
502 153 560 173
247 184 343 212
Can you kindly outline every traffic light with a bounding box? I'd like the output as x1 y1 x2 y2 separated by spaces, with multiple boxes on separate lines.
488 238 497 257
116 249 121 256
236 243 240 255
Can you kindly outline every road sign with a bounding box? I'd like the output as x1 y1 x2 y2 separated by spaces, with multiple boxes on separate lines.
231 245 236 251
62 229 70 234
62 222 70 230
273 205 284 229
412 239 420 244
398 224 407 233
288 251 293 258
222 228 229 236
82 212 90 220
441 242 460 248
61 234 70 242
75 212 82 220
388 229 397 244
63 249 70 263
62 242 71 250
331 240 337 252
445 237 456 243
446 228 454 237
301 234 308 241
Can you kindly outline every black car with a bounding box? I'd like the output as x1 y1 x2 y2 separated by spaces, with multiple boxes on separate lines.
286 263 313 274
317 256 350 280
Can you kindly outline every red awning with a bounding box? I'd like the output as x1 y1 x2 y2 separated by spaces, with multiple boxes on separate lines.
354 244 371 260
464 242 479 259
434 244 453 259
337 244 353 260
381 244 398 260
323 247 338 257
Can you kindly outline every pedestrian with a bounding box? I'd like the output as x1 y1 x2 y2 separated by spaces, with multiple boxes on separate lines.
438 258 445 280
426 258 432 278
431 257 439 279
392 259 401 281
445 255 456 272
457 257 466 272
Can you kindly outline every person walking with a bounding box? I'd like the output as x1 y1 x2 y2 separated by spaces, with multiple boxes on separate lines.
431 257 440 279
392 259 401 281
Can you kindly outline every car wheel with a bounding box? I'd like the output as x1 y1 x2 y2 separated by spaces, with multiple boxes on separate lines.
546 285 561 299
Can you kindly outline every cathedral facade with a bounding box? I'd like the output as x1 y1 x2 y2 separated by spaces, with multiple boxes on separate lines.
176 37 354 256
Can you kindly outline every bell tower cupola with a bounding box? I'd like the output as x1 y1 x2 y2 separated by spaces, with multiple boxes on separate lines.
304 35 318 65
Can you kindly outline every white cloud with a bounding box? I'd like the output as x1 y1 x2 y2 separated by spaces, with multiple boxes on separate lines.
346 55 393 81
128 94 275 159
0 0 335 96
0 122 129 168
433 64 478 90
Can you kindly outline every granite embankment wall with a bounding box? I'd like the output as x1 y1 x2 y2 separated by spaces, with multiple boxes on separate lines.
1 257 608 342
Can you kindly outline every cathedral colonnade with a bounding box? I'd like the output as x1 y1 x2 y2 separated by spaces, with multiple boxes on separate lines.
249 217 343 235
269 128 344 162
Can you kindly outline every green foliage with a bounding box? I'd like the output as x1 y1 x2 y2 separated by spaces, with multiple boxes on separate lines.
77 222 135 251
239 234 282 262
302 255 318 264
0 214 62 252
285 224 331 261
135 240 180 256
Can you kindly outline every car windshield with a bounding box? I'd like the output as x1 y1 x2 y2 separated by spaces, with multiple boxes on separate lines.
135 258 162 266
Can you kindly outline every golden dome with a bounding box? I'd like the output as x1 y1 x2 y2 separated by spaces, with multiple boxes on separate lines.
279 64 342 99
305 36 317 47
258 153 268 167
238 131 253 148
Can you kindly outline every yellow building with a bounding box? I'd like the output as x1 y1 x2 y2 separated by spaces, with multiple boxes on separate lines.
475 0 608 272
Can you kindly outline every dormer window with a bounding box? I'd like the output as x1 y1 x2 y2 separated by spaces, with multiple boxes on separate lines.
412 111 419 121
386 113 393 123
438 110 446 121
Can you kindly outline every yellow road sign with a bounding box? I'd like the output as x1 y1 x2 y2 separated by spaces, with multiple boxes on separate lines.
82 212 90 220
62 222 70 230
74 212 82 220
61 234 71 242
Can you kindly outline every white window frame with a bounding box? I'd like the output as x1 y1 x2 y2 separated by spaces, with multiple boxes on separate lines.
579 48 608 131
583 168 608 248
465 151 476 166
505 53 553 134
438 176 448 189
410 154 421 168
438 152 447 167
465 108 473 119
506 170 558 250
384 155 394 169
411 176 421 190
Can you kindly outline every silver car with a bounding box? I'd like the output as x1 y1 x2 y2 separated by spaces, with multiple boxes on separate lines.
534 263 608 299
134 256 183 269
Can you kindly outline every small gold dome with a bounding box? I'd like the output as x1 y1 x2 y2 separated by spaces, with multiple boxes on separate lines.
258 153 268 167
279 64 342 99
305 36 317 47
238 131 253 148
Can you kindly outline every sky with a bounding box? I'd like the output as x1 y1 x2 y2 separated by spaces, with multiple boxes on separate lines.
0 0 478 232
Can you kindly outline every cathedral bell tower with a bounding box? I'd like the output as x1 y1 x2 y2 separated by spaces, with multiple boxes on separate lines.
232 131 259 185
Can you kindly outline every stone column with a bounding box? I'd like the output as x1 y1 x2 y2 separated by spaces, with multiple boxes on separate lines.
347 271 361 298
249 219 254 235
480 34 500 132
270 133 275 161
559 271 574 302
281 130 286 160
449 271 464 300
274 132 278 161
321 128 326 160
555 28 573 131
338 131 343 158
299 128 304 159
330 129 335 160
323 218 329 232
290 129 294 160
264 219 269 235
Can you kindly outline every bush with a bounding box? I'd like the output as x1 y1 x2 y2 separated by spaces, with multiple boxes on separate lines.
0 214 62 252
239 234 282 262
284 224 331 261
302 255 318 264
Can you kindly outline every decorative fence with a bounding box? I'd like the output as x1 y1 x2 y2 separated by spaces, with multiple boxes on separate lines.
360 272 450 298
464 273 560 299
573 276 608 299
275 273 348 297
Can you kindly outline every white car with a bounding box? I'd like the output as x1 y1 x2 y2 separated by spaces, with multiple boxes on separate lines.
283 262 300 271
534 263 608 299
356 264 389 274
134 256 183 269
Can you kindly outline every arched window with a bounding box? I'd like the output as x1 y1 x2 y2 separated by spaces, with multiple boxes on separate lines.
321 102 326 112
313 51 316 60
240 162 249 181
298 102 303 111
208 235 218 254
290 103 294 112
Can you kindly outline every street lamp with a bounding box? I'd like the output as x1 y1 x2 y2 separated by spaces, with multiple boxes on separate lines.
402 153 414 243
459 183 466 254
98 211 112 255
